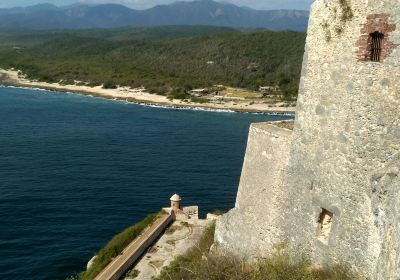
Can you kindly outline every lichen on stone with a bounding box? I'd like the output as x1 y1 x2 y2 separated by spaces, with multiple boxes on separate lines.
322 0 354 41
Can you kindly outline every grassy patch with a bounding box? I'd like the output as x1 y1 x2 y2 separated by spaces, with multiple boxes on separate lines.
210 209 225 216
190 96 209 104
155 223 364 280
128 269 140 279
221 87 262 99
79 212 162 280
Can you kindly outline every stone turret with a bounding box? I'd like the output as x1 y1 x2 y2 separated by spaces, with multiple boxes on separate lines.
215 1 400 279
170 194 181 212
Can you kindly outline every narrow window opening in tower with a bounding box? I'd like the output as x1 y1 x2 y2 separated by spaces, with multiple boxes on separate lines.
317 208 333 244
369 32 384 62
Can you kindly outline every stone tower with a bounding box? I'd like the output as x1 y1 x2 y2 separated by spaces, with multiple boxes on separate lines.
215 1 400 279
170 194 181 212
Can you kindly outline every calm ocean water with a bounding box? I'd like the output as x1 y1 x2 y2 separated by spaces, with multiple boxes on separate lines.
0 87 292 280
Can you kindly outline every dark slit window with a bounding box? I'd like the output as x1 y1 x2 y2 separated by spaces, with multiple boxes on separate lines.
370 32 384 62
317 208 333 244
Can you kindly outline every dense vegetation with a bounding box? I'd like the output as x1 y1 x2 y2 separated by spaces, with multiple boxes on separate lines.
70 211 162 280
0 26 305 99
156 223 364 280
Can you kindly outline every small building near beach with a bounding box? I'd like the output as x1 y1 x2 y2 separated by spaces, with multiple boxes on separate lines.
259 85 280 93
189 88 209 97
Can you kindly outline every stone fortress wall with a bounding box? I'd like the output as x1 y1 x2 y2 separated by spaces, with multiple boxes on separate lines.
215 1 400 279
215 122 293 258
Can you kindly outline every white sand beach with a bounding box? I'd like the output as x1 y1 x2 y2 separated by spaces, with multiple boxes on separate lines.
0 69 295 114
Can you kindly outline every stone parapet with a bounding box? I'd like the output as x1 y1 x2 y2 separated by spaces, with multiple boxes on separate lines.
215 122 292 258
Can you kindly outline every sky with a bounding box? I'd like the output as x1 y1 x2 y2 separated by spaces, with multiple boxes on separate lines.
0 0 313 10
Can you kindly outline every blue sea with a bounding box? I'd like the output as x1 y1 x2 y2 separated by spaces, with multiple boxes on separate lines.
0 87 292 280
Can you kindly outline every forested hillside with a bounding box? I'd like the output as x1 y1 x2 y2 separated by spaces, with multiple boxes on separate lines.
0 26 306 98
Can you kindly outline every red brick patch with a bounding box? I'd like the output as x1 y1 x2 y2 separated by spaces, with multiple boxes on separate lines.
356 13 399 62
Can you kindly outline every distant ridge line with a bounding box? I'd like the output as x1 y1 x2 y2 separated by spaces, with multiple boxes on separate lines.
0 0 309 31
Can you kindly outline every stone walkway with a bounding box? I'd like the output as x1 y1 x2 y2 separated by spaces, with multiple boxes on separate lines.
125 209 214 280
94 214 172 280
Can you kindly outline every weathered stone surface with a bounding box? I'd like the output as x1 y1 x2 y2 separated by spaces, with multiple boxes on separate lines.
215 1 400 279
215 122 293 258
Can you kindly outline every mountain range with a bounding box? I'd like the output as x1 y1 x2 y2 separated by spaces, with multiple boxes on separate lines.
0 0 309 31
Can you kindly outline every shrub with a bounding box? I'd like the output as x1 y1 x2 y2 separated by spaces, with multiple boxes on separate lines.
60 79 75 85
155 223 365 280
102 81 117 89
128 269 139 278
87 81 101 87
168 88 189 100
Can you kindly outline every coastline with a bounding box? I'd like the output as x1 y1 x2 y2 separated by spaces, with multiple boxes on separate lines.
0 69 296 115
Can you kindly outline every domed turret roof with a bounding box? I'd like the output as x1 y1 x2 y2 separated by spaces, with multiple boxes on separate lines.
170 194 181 202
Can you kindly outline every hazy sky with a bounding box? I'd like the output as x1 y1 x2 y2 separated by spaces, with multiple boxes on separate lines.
0 0 313 10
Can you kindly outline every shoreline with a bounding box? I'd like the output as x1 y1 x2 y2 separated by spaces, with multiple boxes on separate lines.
0 69 296 115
